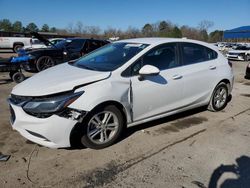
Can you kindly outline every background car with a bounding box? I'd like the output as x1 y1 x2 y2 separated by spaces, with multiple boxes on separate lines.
23 38 65 51
23 36 109 72
226 46 250 61
9 38 234 149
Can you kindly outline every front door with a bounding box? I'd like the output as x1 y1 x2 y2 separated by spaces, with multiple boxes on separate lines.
130 43 185 122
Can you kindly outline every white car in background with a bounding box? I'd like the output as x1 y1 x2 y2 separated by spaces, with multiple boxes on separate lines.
8 38 234 149
226 46 250 61
23 38 65 51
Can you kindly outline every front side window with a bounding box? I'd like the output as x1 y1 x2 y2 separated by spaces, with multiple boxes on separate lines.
181 43 217 65
128 43 178 76
73 42 149 71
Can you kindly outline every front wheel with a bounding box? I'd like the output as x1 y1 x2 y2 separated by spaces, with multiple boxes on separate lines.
12 72 25 83
208 82 229 112
36 56 55 72
81 105 124 149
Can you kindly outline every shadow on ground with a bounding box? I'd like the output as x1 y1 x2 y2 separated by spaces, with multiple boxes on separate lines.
208 155 250 188
69 106 208 150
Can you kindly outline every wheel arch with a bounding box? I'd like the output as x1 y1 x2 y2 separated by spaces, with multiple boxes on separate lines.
13 42 24 48
217 79 231 93
90 100 129 125
69 100 129 148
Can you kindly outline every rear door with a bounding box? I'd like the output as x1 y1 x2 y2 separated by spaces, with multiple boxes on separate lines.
180 42 218 106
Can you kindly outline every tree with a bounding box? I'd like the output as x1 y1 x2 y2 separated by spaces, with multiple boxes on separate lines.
200 29 208 41
50 27 57 33
198 20 214 31
171 26 182 38
158 21 173 37
209 30 223 42
142 23 154 37
66 22 74 33
181 25 202 40
86 26 101 36
125 26 141 38
104 27 119 38
41 24 50 32
26 22 39 32
0 19 12 31
12 21 22 32
75 21 85 34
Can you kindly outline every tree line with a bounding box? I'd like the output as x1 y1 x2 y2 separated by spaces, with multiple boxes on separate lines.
0 19 223 42
0 19 56 33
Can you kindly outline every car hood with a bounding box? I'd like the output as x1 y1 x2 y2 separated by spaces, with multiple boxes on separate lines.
31 32 54 47
12 63 111 96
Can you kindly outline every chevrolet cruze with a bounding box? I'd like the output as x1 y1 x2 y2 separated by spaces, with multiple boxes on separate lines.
8 38 234 149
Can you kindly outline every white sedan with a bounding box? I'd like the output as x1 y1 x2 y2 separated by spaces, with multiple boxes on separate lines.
226 46 250 61
8 38 234 149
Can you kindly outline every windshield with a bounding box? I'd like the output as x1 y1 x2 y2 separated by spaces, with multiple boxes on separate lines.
54 39 68 49
73 42 149 71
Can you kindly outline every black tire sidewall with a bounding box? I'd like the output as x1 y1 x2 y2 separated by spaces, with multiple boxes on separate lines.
12 72 25 83
81 105 124 149
36 56 55 72
211 83 228 111
13 44 23 53
9 71 17 80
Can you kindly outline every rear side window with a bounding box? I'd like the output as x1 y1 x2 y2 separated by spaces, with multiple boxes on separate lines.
181 43 217 65
67 39 85 49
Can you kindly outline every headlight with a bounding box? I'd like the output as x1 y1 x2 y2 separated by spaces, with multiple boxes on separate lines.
23 91 84 115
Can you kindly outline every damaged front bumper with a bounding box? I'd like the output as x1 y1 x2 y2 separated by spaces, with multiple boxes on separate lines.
8 100 86 148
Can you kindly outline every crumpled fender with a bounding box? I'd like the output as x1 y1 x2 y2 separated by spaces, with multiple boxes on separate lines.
69 77 133 123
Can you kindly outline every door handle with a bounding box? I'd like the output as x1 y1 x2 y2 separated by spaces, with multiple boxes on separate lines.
172 75 183 80
209 65 216 70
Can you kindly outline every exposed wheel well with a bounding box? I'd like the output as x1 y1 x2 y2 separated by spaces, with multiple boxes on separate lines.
69 100 128 148
91 101 127 124
13 42 24 48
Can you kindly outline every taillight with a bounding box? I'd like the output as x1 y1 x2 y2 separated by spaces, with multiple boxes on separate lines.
228 60 233 68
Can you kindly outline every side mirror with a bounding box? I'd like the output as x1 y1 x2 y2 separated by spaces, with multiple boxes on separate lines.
138 65 160 81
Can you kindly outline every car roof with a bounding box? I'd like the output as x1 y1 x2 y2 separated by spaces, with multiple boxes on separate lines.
118 37 206 45
65 38 108 42
117 37 218 51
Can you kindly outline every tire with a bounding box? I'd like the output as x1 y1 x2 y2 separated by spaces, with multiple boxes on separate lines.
246 54 250 61
36 56 55 72
12 72 25 83
208 82 229 112
81 105 124 149
9 71 17 80
13 44 24 53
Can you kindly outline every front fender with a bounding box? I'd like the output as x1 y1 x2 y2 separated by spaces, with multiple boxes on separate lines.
69 78 133 123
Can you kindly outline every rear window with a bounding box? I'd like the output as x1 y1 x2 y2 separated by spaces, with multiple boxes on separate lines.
181 43 218 65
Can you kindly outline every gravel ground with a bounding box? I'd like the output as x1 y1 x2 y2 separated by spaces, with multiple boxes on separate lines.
0 52 249 188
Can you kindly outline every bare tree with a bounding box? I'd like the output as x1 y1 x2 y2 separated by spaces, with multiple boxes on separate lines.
75 21 85 34
198 20 214 31
66 22 74 34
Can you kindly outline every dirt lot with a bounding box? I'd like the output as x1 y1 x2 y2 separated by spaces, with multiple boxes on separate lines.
0 52 250 188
